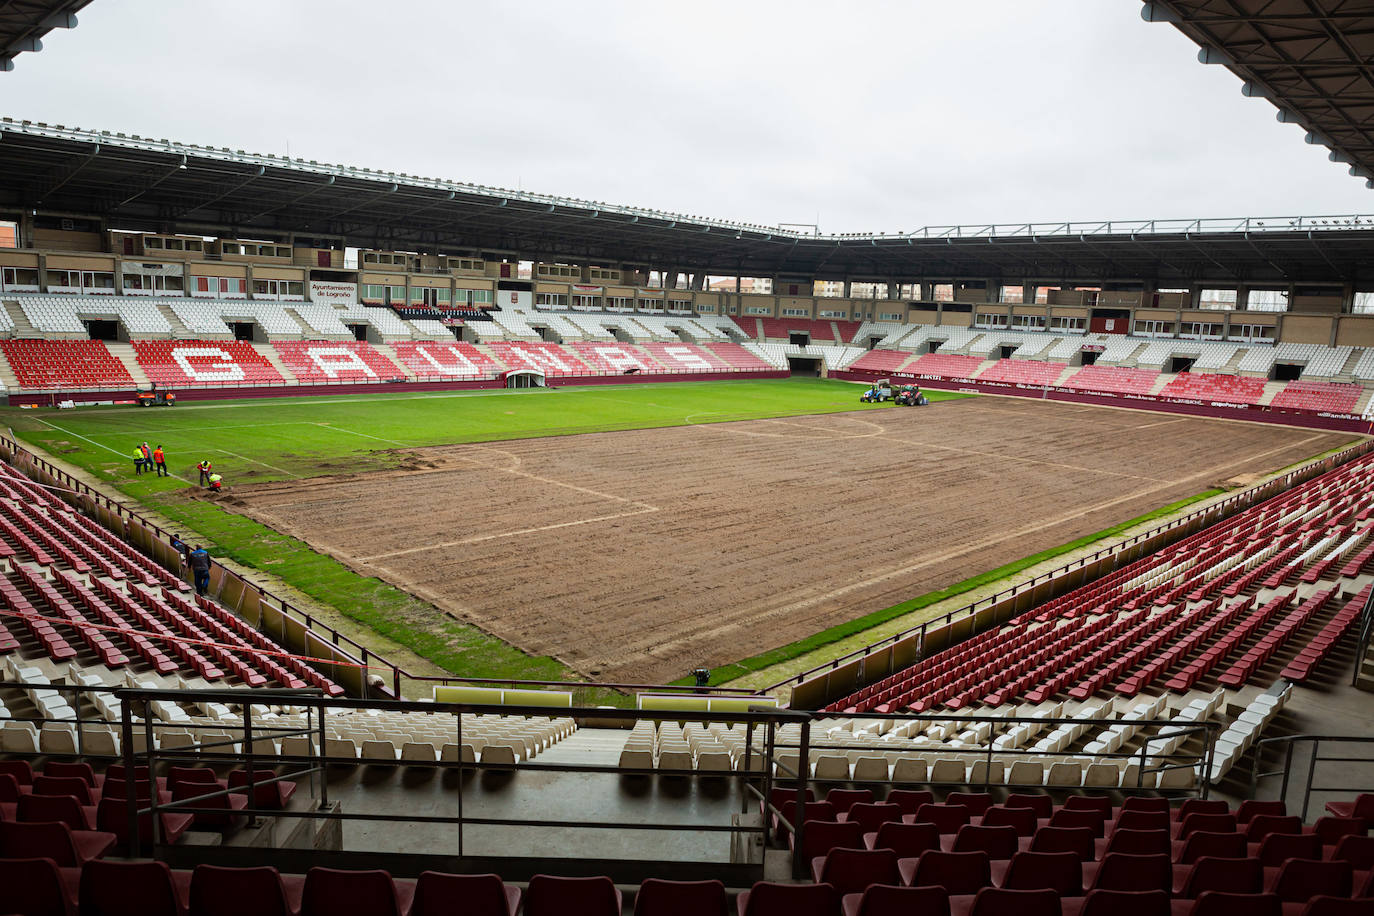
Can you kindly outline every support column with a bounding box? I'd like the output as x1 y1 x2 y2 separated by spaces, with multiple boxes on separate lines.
842 279 852 298
1187 286 1203 310
1235 285 1250 311
1021 283 1035 305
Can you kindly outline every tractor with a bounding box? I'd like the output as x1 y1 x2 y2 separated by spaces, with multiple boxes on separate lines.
894 384 928 407
860 380 893 403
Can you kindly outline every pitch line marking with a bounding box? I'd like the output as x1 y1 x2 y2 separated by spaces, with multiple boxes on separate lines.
1135 418 1189 430
690 414 888 440
210 448 300 479
37 420 193 484
356 505 661 560
875 432 1166 482
754 432 1330 620
320 424 408 447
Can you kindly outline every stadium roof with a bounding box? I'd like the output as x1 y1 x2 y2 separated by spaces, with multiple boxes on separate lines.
3 119 1374 287
1144 0 1374 188
0 0 91 71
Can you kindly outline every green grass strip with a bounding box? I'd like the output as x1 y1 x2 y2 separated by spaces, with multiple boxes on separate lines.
680 487 1226 688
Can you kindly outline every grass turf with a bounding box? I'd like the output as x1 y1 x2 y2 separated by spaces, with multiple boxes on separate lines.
4 378 969 692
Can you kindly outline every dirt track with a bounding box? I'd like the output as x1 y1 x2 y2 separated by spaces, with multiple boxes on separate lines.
223 399 1353 683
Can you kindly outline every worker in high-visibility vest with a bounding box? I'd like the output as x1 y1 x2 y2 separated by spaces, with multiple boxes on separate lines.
198 459 213 486
208 473 223 492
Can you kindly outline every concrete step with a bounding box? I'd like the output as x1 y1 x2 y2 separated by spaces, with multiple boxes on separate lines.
1258 380 1287 406
105 342 151 388
533 727 629 767
473 343 511 371
4 300 37 337
252 343 299 384
1223 349 1249 372
155 302 192 338
1336 349 1365 380
1147 373 1172 396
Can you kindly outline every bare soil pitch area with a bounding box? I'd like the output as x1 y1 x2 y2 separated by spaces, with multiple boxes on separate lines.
222 399 1354 683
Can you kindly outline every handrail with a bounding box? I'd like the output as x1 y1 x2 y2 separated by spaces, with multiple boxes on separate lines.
1353 586 1374 688
764 436 1374 698
1248 733 1374 821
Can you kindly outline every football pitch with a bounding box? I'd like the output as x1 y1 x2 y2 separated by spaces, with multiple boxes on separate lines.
13 378 929 484
2 378 1356 694
3 379 968 690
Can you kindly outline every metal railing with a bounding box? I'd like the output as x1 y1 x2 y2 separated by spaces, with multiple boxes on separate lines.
0 681 1217 881
1354 587 1374 688
110 685 802 881
1249 734 1374 822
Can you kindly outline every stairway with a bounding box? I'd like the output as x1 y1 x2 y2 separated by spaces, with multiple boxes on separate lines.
252 343 299 384
1147 373 1172 396
5 300 37 338
0 348 18 394
532 727 628 767
1352 388 1374 419
1258 380 1287 406
1333 349 1364 384
155 302 192 339
1052 364 1078 387
473 343 511 371
105 342 151 387
1222 348 1250 373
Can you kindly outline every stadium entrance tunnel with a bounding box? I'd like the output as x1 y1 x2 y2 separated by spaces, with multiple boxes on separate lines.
787 356 821 377
503 369 546 388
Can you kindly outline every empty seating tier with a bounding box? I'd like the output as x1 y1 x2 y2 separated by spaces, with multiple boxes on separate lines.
639 342 736 371
389 341 503 379
848 350 917 373
132 341 284 386
757 318 836 342
904 353 985 379
484 341 593 376
1062 365 1160 395
0 458 342 697
0 340 134 390
567 342 666 374
704 342 776 370
271 341 402 383
1158 373 1267 404
1271 382 1363 414
976 360 1068 386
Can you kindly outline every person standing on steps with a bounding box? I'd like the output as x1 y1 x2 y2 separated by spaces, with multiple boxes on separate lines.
153 444 168 477
188 544 211 596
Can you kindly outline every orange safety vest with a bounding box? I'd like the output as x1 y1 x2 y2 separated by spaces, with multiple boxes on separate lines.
153 449 164 463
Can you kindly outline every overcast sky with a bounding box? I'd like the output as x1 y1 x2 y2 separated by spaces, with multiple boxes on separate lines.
2 0 1368 233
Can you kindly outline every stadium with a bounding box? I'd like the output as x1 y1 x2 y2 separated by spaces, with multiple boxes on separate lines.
1 2 1374 914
